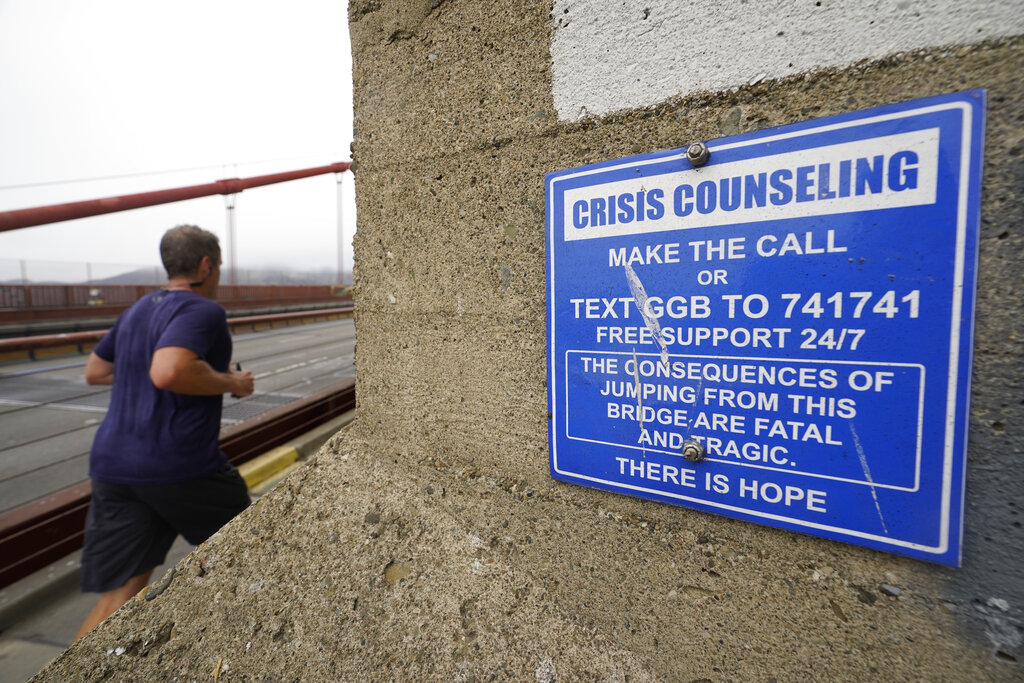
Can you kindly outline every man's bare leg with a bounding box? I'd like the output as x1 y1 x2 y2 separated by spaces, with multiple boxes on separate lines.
74 569 153 642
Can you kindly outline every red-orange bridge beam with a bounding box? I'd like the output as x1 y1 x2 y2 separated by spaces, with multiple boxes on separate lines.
0 162 351 233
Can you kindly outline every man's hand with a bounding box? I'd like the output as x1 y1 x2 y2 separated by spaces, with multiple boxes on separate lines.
229 366 255 398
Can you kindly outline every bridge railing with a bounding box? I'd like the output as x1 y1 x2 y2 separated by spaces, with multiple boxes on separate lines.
0 283 352 324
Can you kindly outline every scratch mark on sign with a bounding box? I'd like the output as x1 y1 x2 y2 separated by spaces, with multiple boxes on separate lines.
631 346 646 447
623 263 670 367
848 421 888 534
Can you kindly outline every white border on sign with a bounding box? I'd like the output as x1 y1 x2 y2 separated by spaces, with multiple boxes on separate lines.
563 350 926 492
547 100 973 555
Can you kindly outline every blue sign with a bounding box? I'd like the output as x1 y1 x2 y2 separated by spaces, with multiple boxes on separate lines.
546 92 985 566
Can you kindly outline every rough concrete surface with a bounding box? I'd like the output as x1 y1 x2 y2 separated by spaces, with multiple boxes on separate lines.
36 2 1022 680
29 435 1018 681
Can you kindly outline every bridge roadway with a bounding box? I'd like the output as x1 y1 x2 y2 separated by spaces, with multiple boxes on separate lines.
0 317 355 515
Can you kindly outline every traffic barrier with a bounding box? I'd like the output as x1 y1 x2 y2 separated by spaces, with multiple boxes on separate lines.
0 283 352 325
0 305 353 360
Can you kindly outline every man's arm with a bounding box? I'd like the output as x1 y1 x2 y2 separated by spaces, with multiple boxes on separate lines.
84 352 114 385
150 346 254 397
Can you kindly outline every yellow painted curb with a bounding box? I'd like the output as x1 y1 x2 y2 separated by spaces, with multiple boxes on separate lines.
249 461 304 496
238 446 298 489
33 345 80 359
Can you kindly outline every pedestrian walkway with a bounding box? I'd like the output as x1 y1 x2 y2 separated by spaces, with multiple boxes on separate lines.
0 537 193 682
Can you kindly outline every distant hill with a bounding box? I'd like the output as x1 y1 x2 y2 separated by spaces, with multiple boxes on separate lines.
90 268 166 285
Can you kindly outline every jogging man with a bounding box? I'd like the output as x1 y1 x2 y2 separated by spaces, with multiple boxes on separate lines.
76 224 254 640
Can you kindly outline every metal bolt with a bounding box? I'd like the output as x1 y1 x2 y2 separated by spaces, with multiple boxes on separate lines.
686 142 710 167
681 439 705 462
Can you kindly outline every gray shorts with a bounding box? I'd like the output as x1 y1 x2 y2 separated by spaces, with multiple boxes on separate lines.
81 462 250 593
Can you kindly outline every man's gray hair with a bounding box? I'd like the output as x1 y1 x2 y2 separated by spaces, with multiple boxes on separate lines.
160 225 221 279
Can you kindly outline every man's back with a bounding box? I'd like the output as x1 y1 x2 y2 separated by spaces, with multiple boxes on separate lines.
89 289 231 485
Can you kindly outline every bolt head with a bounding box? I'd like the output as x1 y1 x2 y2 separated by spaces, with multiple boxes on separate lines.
686 142 710 167
681 439 706 462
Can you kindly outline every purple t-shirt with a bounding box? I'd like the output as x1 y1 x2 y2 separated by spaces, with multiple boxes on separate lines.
89 290 232 485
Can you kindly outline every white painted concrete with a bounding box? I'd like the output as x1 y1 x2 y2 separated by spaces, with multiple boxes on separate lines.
550 0 1024 120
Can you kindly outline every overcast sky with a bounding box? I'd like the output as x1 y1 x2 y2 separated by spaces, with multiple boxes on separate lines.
0 0 355 282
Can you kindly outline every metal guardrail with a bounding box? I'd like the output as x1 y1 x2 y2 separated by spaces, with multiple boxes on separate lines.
0 284 352 325
0 305 354 359
0 382 356 589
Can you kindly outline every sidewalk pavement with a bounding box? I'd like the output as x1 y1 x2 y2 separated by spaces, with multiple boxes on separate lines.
0 411 353 682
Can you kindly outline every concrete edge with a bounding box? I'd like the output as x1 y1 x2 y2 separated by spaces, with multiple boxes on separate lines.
241 410 356 492
0 553 82 633
292 410 357 458
238 410 356 488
